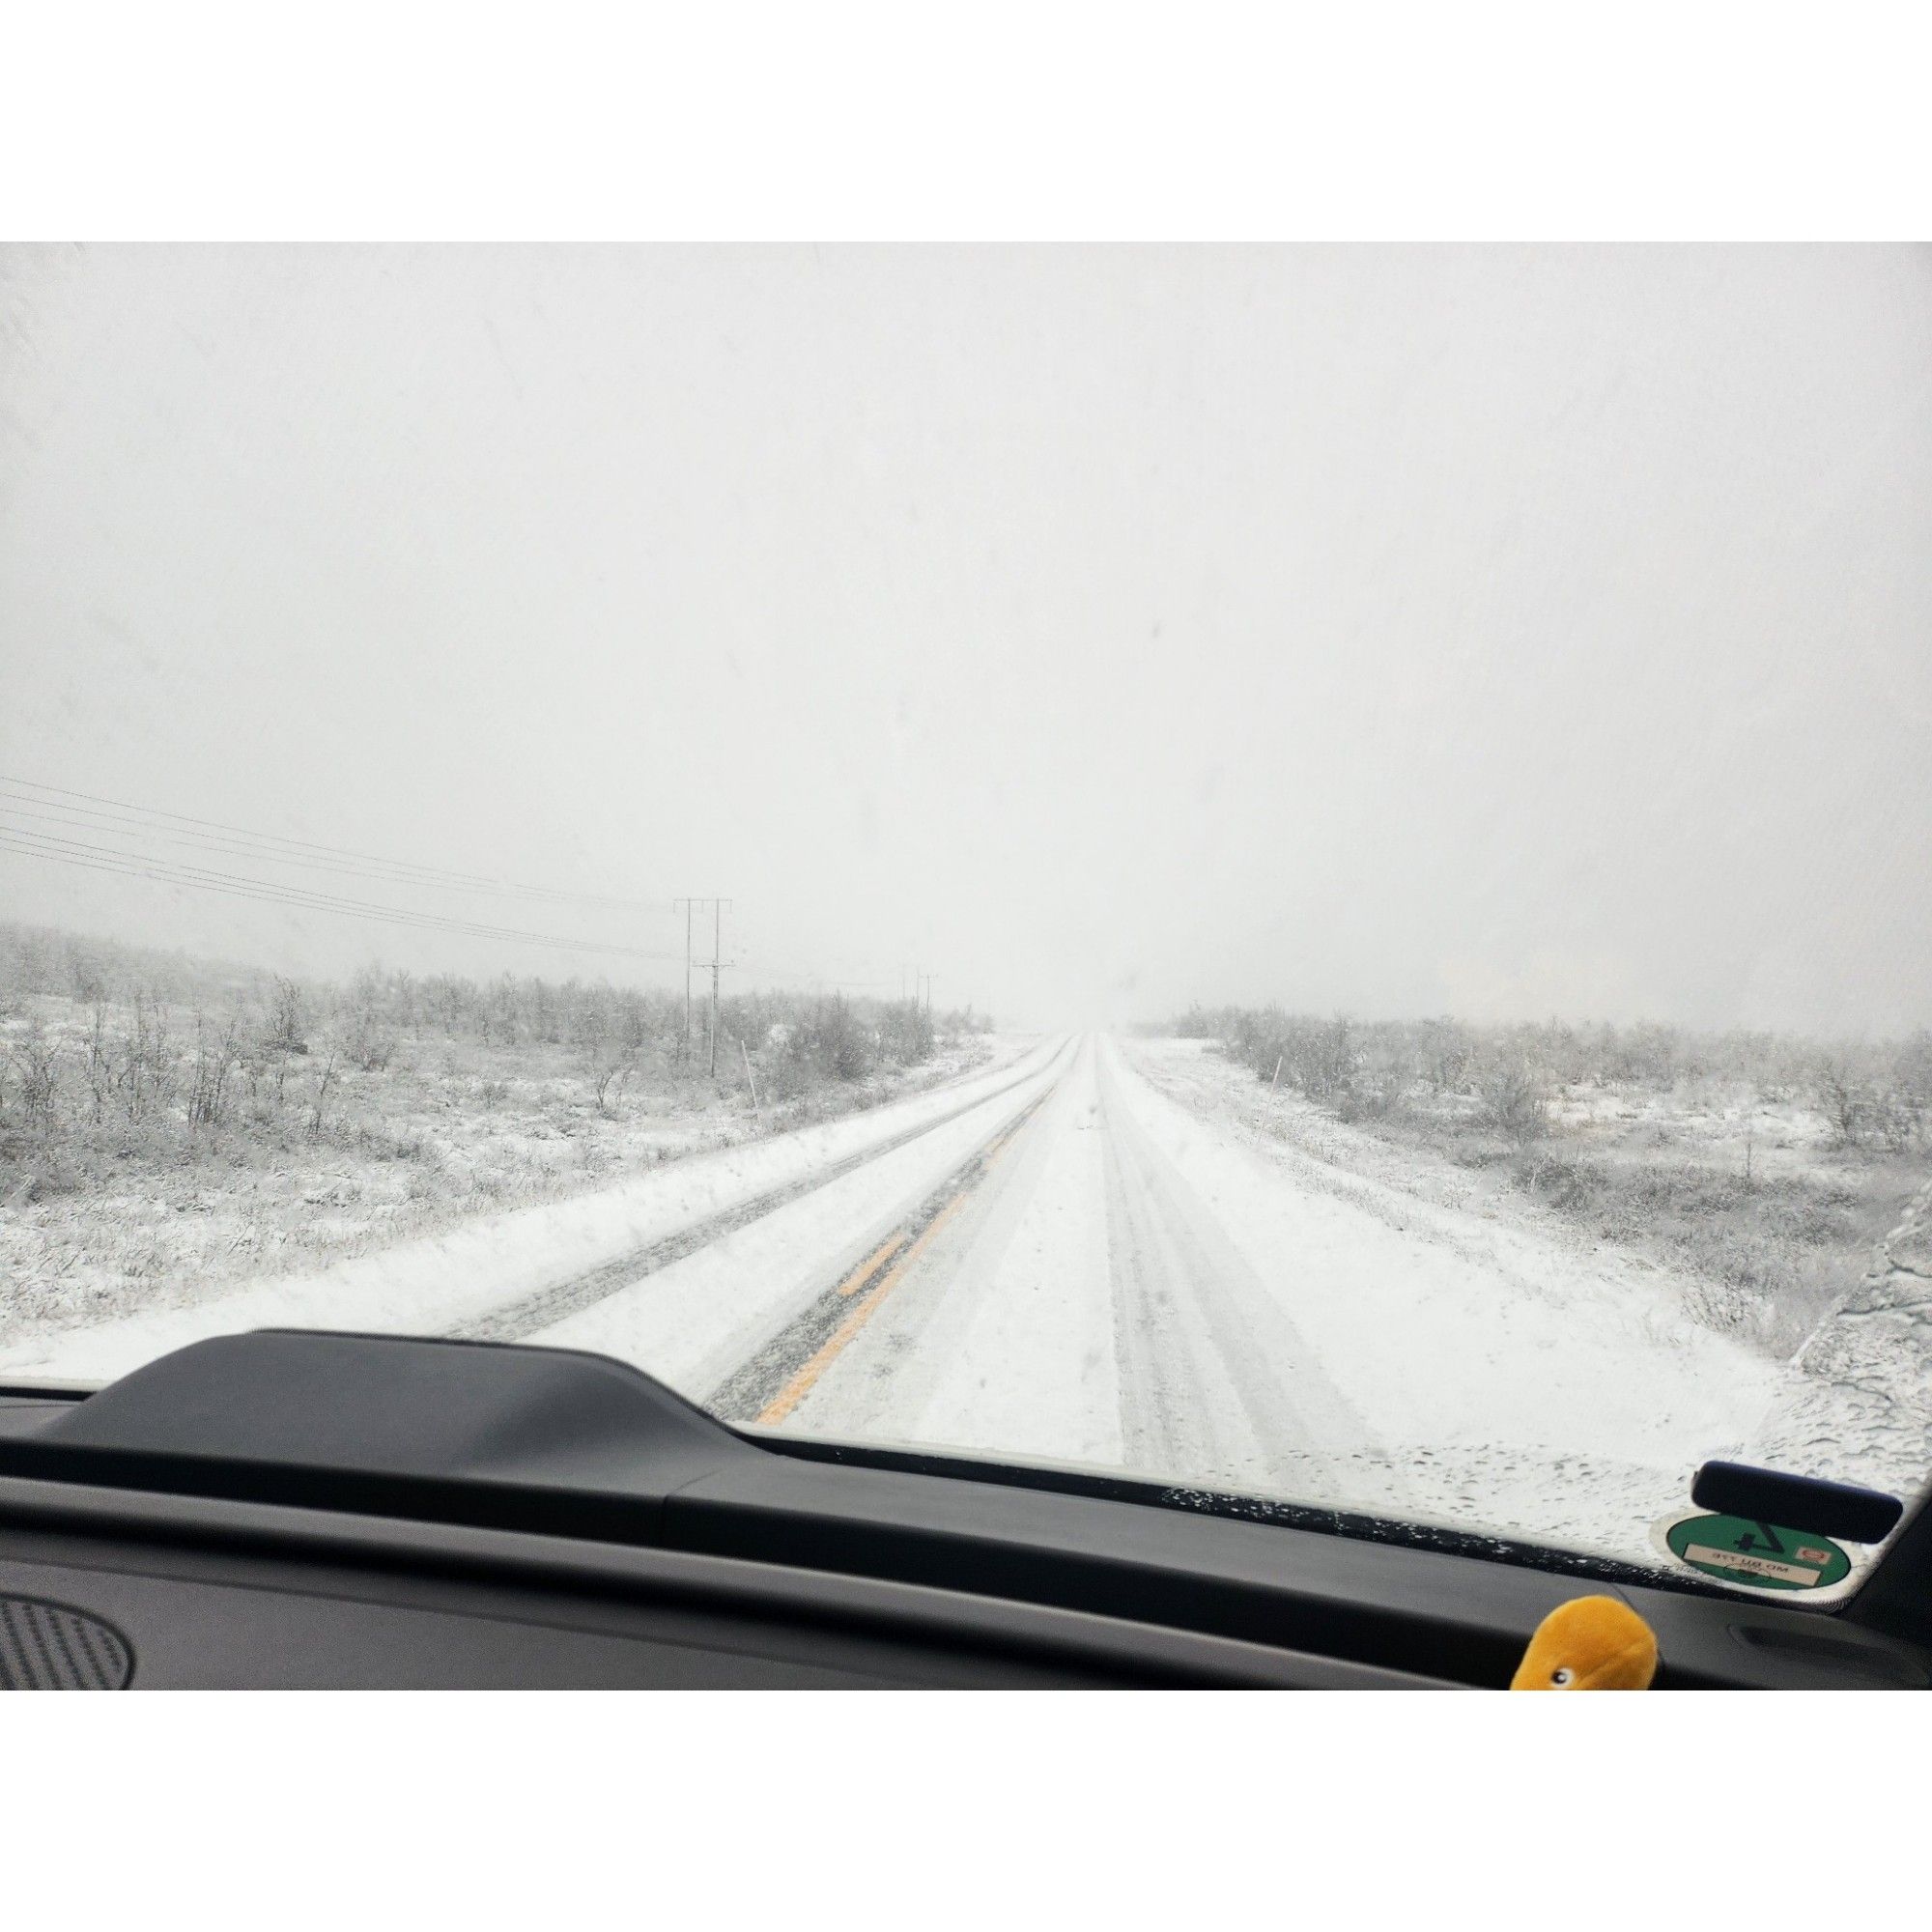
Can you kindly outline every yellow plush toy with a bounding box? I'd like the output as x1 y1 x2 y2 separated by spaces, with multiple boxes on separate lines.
1510 1595 1659 1690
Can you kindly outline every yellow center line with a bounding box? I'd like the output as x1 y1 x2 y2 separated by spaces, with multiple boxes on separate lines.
754 1093 1050 1427
756 1190 970 1426
837 1233 907 1297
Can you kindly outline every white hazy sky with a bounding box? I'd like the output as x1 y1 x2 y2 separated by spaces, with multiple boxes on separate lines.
2 244 1928 1033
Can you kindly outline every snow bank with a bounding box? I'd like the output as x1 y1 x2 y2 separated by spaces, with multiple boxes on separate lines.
0 1037 1059 1384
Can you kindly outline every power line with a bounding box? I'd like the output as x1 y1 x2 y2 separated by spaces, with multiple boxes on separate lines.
735 952 897 990
9 826 943 1005
0 829 684 964
0 796 666 915
0 775 673 916
0 827 682 961
1 775 932 999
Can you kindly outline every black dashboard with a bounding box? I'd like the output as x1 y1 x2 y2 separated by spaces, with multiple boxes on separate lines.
0 1331 1924 1690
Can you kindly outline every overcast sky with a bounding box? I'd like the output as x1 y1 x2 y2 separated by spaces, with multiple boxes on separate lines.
2 244 1927 1032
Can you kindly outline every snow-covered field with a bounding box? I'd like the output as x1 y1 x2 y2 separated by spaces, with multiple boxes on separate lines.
10 1025 1914 1579
0 1035 1056 1383
0 981 1014 1344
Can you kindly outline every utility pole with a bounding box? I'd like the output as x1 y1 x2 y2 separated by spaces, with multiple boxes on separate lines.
672 898 696 1059
710 899 723 1075
692 898 734 1076
673 897 730 1068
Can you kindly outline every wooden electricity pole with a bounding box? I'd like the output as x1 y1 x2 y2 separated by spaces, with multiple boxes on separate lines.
673 897 730 1068
696 897 733 1076
709 899 723 1074
672 900 696 1066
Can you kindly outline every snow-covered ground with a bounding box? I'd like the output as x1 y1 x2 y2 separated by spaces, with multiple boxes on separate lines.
0 995 1017 1342
776 1036 1795 1566
1125 1039 1929 1533
6 1026 1909 1579
0 1036 1059 1383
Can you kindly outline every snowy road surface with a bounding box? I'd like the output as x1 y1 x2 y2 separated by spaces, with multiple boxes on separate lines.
0 1032 1798 1567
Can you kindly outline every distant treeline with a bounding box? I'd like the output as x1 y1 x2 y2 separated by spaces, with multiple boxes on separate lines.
1172 1004 1932 1152
0 922 991 1139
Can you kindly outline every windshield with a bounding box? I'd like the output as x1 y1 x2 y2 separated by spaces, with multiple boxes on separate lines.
3 243 1927 1593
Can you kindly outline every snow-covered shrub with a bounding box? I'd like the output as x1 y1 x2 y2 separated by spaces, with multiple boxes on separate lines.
1475 1055 1550 1144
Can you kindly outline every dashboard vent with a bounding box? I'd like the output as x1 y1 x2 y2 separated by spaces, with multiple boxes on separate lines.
0 1594 132 1690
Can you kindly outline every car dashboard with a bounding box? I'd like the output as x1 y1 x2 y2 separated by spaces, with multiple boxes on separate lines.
0 1331 1925 1690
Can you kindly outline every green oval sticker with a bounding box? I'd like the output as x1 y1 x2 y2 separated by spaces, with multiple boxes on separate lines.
1665 1513 1851 1591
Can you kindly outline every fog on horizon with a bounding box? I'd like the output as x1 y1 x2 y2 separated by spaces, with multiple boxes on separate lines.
3 243 1927 1037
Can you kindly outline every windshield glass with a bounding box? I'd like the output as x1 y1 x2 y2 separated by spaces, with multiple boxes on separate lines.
3 243 1928 1591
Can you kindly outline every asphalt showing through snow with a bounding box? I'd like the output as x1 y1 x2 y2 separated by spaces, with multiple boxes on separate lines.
705 1088 1053 1424
449 1040 1073 1344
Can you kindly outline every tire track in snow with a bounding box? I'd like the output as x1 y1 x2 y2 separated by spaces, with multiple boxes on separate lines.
704 1080 1061 1423
1096 1037 1403 1509
452 1040 1073 1344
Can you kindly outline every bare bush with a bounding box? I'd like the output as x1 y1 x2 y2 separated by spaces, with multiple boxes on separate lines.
337 968 395 1071
1814 1055 1874 1149
588 1044 635 1113
10 1018 62 1134
307 1055 338 1134
1417 1018 1473 1094
1478 1055 1550 1143
793 993 873 1083
1872 1086 1922 1155
877 999 936 1067
185 1006 242 1131
340 1007 395 1072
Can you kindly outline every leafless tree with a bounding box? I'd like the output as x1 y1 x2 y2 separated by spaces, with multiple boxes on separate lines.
10 1018 62 1135
307 1054 338 1135
84 998 115 1123
592 1052 634 1113
266 976 309 1055
185 1004 242 1131
123 989 175 1123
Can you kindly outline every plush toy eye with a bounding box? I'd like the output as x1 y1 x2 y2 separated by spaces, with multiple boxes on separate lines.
1551 1667 1575 1686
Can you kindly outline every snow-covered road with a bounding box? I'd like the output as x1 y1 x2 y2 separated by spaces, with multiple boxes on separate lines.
0 1030 1801 1568
745 1035 1791 1563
